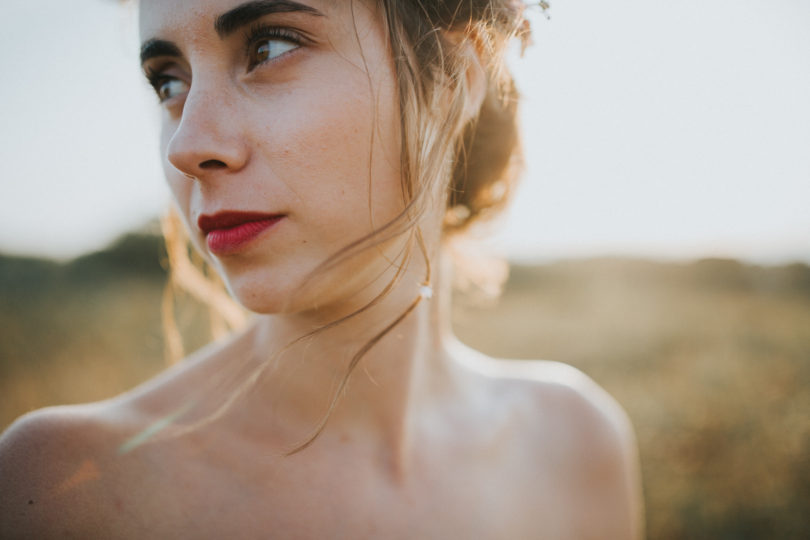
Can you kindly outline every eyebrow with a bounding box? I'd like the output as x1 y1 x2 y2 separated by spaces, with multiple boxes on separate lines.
214 0 324 38
139 1 323 66
140 39 183 65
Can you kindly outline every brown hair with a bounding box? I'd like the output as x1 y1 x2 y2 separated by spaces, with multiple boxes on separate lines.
159 0 539 453
382 0 531 234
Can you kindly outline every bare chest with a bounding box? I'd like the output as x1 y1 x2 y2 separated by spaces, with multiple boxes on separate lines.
108 443 536 539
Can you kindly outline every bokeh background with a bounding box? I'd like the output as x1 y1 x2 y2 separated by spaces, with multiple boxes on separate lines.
1 1 809 538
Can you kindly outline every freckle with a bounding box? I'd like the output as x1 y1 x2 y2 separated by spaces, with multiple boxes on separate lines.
28 499 34 505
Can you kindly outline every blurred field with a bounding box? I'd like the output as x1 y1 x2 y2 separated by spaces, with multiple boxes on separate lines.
1 233 809 539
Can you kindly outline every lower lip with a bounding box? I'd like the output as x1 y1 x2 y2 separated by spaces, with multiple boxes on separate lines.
206 217 283 255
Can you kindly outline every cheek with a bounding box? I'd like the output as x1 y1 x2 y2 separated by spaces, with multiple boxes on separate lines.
258 65 402 231
165 174 192 218
160 125 194 223
160 130 205 251
165 173 207 251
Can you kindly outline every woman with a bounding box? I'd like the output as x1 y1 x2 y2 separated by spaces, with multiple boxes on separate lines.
0 0 643 537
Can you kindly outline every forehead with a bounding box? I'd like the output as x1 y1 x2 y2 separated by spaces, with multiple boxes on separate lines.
138 0 360 39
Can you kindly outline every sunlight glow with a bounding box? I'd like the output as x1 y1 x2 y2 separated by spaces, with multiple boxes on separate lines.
1 0 808 263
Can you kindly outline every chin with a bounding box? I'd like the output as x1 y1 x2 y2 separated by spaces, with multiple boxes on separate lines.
223 272 301 315
216 239 411 317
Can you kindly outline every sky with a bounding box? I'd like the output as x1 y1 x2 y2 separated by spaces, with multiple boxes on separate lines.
1 0 808 263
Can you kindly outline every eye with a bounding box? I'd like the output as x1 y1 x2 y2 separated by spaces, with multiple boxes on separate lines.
251 38 298 65
245 26 302 70
145 70 189 104
155 78 189 102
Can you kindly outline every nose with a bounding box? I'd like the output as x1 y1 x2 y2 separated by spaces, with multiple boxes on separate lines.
165 84 249 179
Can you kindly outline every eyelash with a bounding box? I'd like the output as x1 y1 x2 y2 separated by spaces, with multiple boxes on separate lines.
144 67 183 103
143 24 304 103
244 23 304 70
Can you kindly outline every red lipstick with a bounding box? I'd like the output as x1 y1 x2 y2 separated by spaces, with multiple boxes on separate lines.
198 211 284 255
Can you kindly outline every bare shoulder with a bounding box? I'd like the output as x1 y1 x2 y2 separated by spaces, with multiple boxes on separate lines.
452 343 645 538
0 402 129 538
454 344 634 445
0 335 245 538
491 357 635 449
499 358 644 539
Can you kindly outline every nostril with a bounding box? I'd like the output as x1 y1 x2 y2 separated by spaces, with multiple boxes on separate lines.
199 159 227 170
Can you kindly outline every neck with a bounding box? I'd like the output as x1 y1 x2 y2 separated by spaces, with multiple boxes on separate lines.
227 252 456 469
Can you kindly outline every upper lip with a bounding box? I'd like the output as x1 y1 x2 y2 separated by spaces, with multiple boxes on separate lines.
197 211 284 235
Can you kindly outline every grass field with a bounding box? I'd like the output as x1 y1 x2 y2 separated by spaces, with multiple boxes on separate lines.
2 233 808 539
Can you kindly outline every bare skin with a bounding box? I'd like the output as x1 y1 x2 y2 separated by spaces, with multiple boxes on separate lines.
0 284 643 539
0 0 643 537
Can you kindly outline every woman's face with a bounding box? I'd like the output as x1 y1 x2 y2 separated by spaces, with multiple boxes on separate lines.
139 0 406 314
